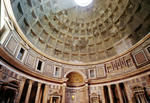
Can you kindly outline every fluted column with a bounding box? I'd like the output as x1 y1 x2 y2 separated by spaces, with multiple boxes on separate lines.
16 78 26 103
102 86 106 103
116 84 124 103
108 85 114 103
43 84 49 103
62 83 66 103
35 82 41 103
25 80 33 103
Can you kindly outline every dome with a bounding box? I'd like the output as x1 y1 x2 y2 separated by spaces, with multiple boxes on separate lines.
10 0 150 63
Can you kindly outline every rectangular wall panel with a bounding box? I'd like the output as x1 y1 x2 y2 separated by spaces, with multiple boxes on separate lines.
5 36 18 55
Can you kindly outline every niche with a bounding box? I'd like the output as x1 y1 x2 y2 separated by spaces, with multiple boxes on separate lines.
17 47 26 61
66 72 84 87
0 81 19 103
54 67 61 77
36 59 44 72
90 93 101 103
52 96 60 103
89 69 95 78
132 86 150 103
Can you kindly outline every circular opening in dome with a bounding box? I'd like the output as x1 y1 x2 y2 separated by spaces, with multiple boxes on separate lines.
74 0 93 7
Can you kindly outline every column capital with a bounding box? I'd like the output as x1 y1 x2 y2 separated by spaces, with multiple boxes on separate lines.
29 79 33 83
85 84 89 87
62 78 68 83
37 82 42 87
21 77 26 81
108 85 111 87
62 83 67 86
85 79 89 83
116 83 120 87
45 84 49 88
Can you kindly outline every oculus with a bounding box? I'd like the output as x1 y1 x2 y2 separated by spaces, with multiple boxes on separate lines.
74 0 93 7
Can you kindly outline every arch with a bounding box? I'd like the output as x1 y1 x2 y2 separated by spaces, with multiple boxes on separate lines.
64 70 87 79
65 71 85 87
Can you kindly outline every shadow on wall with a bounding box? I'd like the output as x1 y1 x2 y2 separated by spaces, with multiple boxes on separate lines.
132 86 150 103
122 0 150 44
0 81 19 103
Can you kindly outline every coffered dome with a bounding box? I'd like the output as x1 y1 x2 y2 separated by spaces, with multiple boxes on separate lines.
11 0 150 63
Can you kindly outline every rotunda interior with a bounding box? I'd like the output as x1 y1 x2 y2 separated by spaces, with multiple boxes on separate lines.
0 0 150 103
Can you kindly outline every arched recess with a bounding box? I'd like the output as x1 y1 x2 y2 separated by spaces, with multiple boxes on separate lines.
65 71 85 87
64 71 89 103
64 70 87 79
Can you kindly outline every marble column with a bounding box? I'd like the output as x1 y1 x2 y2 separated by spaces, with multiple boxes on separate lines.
35 82 41 103
140 94 147 103
16 78 26 103
136 94 141 103
101 86 106 103
25 80 33 103
146 76 150 89
124 83 132 103
116 84 124 103
43 84 49 103
58 96 61 103
62 83 66 103
38 88 42 103
108 85 114 103
85 84 89 103
50 96 53 103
